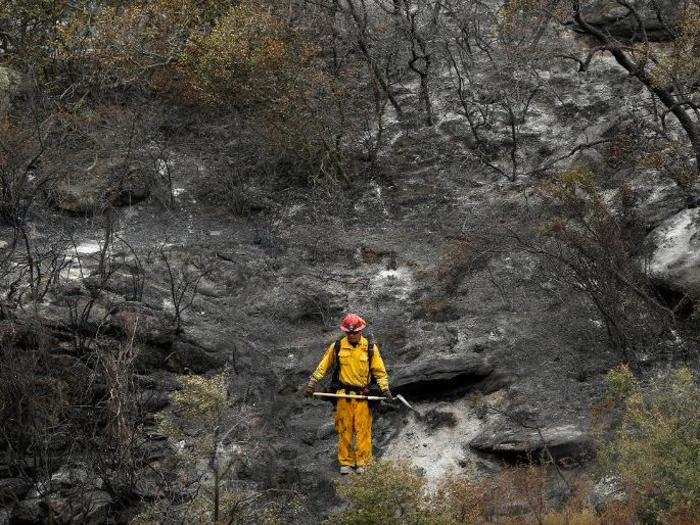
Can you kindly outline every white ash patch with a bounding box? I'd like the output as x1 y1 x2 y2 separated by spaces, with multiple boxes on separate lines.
162 298 175 312
383 398 483 485
73 241 102 255
370 266 414 301
156 158 169 177
370 180 390 217
601 188 620 210
172 188 186 197
287 204 305 217
648 208 699 276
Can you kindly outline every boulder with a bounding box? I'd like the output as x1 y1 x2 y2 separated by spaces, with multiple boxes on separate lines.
469 423 594 462
128 320 227 373
646 208 700 299
54 159 151 215
391 354 511 399
574 1 681 42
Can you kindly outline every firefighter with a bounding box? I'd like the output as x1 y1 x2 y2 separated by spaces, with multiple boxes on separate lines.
304 314 393 474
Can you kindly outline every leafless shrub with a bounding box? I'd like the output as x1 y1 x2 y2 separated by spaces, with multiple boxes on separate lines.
530 169 680 362
159 246 213 334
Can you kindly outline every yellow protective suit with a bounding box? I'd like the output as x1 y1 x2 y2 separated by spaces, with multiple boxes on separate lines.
311 336 390 467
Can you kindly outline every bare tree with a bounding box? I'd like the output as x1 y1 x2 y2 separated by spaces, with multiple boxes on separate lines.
394 0 440 124
572 0 700 190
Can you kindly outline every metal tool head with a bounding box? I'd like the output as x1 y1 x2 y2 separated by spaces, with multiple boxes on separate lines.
396 394 419 415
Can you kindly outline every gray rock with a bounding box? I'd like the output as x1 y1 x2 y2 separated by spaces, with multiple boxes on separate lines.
54 159 151 215
645 208 700 299
469 423 594 461
392 354 510 398
574 1 681 42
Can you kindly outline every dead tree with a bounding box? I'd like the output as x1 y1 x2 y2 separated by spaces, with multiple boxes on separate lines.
572 0 700 181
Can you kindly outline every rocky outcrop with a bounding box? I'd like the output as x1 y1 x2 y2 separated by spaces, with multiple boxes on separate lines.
392 354 512 399
646 208 700 299
574 1 681 42
469 423 594 462
54 159 152 215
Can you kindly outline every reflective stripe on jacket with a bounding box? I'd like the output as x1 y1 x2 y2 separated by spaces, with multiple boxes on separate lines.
311 336 389 392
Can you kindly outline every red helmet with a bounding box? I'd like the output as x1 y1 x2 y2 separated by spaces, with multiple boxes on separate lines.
340 313 366 333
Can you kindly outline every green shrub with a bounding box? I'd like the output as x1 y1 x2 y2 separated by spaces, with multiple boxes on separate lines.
329 461 433 525
601 365 700 523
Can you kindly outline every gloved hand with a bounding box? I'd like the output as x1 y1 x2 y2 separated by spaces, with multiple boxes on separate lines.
382 389 394 400
304 378 318 398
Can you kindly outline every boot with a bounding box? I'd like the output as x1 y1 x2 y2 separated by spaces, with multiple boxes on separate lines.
339 466 353 475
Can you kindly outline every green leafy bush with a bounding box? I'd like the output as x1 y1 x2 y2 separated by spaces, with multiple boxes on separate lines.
329 461 433 525
601 365 700 523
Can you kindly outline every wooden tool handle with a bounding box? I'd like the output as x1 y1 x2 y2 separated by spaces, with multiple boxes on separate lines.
312 392 386 401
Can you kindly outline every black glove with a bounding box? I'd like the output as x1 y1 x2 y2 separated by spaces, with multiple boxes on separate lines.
304 378 318 398
383 389 394 400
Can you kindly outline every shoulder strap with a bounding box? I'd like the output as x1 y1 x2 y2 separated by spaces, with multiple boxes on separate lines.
366 336 375 385
330 338 342 386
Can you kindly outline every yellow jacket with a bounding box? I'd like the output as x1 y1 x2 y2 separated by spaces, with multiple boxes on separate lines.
312 336 390 392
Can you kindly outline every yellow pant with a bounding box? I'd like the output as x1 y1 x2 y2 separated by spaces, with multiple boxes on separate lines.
334 397 373 467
